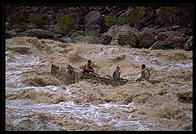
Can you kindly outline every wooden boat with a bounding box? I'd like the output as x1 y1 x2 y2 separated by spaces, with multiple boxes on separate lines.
80 72 128 86
51 64 129 86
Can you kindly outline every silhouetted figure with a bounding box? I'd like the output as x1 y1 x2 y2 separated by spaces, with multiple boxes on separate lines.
136 64 150 82
67 64 75 84
113 66 121 80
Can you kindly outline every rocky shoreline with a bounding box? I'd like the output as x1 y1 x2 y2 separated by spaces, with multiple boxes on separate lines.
5 6 193 51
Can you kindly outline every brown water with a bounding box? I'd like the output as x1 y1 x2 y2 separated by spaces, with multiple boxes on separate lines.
6 37 192 131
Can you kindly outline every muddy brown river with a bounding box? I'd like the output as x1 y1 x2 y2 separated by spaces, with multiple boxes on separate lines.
6 37 192 131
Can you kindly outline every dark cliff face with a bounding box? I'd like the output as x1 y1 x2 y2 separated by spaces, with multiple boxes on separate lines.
5 6 193 31
5 6 193 50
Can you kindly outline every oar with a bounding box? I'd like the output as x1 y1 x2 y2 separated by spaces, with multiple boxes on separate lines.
94 73 104 85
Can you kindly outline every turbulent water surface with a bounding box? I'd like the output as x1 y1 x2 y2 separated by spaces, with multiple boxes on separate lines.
6 37 192 131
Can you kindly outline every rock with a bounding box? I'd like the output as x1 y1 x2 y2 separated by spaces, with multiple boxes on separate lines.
103 24 139 47
155 26 180 34
6 31 12 39
156 31 177 41
100 6 111 15
76 7 89 26
138 28 154 48
58 37 72 43
118 32 138 47
6 22 13 30
84 11 104 36
155 31 185 49
85 11 103 26
100 33 112 45
120 8 135 17
72 35 96 44
23 29 54 39
176 27 192 36
166 35 185 49
6 30 16 39
91 6 104 11
183 36 192 51
149 41 174 50
85 24 101 36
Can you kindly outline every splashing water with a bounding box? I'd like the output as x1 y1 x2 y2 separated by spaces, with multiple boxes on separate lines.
6 37 192 131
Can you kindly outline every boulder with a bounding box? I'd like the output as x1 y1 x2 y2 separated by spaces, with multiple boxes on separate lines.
149 41 175 50
138 28 154 48
85 11 103 26
84 11 104 36
155 25 180 34
100 33 112 45
102 24 139 47
118 32 138 47
118 7 135 17
6 22 13 30
155 31 185 49
72 35 96 44
6 31 12 39
6 30 16 39
165 34 185 49
183 36 192 51
23 29 54 39
155 31 177 41
85 24 101 36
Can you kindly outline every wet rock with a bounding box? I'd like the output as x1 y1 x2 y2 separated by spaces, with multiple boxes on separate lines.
118 32 138 47
183 36 192 51
84 11 104 36
100 33 112 45
76 7 89 26
149 41 174 50
165 34 185 49
138 27 154 48
6 22 13 30
58 37 72 43
6 30 16 39
72 35 96 44
155 31 185 49
175 27 192 36
22 29 54 39
155 25 180 34
6 31 12 39
118 27 139 47
177 91 192 103
118 7 135 17
103 24 139 47
85 24 101 36
85 11 103 26
156 31 177 41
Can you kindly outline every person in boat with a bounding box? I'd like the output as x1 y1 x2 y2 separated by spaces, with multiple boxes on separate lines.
113 66 120 80
66 64 75 84
136 64 150 82
83 60 96 74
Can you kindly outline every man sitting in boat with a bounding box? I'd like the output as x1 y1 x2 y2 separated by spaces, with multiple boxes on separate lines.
136 64 151 82
83 60 96 74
